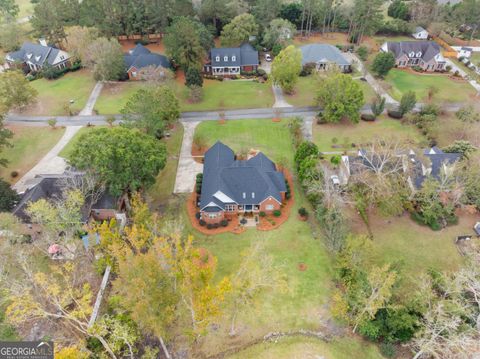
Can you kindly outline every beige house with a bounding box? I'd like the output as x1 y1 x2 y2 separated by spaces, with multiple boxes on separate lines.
380 41 446 72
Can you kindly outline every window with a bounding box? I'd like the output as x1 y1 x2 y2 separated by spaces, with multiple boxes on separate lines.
416 52 422 58
224 56 228 62
225 204 235 212
409 52 414 57
60 55 65 60
208 213 217 219
232 56 236 61
215 56 220 62
131 71 137 77
266 204 274 211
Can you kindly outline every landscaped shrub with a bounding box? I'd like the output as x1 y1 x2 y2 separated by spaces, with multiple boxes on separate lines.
259 211 266 217
196 183 202 194
380 343 396 358
412 65 423 72
221 219 228 227
199 219 206 226
273 210 281 217
196 173 203 183
213 222 219 229
300 62 316 77
10 171 18 178
356 46 369 61
361 113 376 121
240 218 247 225
387 109 403 119
298 207 308 217
195 212 201 219
206 223 213 229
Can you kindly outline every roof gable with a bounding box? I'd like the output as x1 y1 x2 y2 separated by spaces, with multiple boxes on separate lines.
300 43 351 66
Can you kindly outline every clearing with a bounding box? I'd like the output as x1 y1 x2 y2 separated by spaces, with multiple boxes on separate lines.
0 126 65 183
383 69 476 103
19 69 96 116
94 82 146 115
312 116 425 152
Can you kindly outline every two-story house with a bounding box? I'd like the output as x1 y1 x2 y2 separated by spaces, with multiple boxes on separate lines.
6 40 71 72
204 43 259 77
380 41 447 72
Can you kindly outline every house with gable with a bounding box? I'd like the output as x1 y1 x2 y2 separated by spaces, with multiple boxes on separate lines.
198 142 287 224
299 43 351 72
380 41 447 71
6 40 71 72
204 43 259 77
412 26 429 40
124 43 171 80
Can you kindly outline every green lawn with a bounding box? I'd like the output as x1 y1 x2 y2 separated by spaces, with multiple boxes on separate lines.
286 75 376 107
16 0 34 19
94 82 146 115
384 69 476 103
24 69 96 116
313 116 425 152
471 52 480 66
178 79 274 111
194 119 295 164
0 126 65 183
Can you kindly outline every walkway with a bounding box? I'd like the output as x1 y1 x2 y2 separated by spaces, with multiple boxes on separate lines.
445 58 480 94
13 126 83 193
272 85 293 108
173 121 203 194
79 82 103 116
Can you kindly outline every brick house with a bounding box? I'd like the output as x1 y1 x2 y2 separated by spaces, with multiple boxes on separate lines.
199 142 286 224
124 44 170 80
203 43 259 77
6 40 71 72
380 41 447 72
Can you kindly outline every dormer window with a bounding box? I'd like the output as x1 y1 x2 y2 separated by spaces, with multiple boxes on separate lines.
35 55 41 62
215 56 220 62
232 55 236 61
251 192 255 199
409 51 414 57
416 52 422 58
242 192 246 199
26 53 32 59
224 56 228 62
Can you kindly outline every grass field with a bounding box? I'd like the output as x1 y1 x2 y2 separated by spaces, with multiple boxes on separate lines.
16 0 34 19
384 69 476 103
194 119 295 164
22 70 96 116
179 79 274 111
312 116 425 152
471 52 480 66
286 75 376 107
0 126 65 183
94 82 146 115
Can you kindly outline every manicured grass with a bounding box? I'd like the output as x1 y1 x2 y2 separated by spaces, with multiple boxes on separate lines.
16 0 34 19
227 336 383 359
286 75 376 107
471 52 480 66
0 126 65 183
194 119 295 164
178 79 274 111
384 69 476 103
94 82 146 115
146 124 184 208
312 116 425 152
23 69 96 116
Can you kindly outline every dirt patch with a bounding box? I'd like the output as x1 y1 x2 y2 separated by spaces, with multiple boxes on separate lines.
257 169 295 231
119 39 165 54
191 145 207 164
298 263 308 271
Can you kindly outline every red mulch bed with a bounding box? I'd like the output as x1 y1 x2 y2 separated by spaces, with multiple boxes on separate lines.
298 263 308 271
257 169 295 231
186 192 246 235
191 145 207 164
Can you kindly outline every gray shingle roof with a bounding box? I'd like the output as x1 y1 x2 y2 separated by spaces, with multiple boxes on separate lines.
6 42 67 66
300 44 351 66
411 147 461 188
210 43 259 67
200 142 286 211
384 41 443 62
124 44 170 71
414 26 427 34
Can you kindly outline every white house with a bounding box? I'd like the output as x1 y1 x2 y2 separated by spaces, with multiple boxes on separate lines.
457 47 473 59
412 26 429 40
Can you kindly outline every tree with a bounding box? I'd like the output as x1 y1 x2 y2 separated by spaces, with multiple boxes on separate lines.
31 0 68 45
62 26 98 63
199 0 235 31
455 105 480 123
262 18 296 49
370 95 386 118
0 20 22 52
443 140 477 159
121 85 180 138
0 178 18 211
137 66 174 84
164 17 213 70
399 91 417 116
270 45 302 94
388 0 410 20
316 73 364 123
347 0 385 45
85 37 125 81
252 0 282 26
294 141 319 169
371 52 396 77
0 0 18 18
279 2 303 28
185 67 203 88
0 71 37 113
55 346 89 359
0 115 12 167
69 127 167 196
220 13 258 47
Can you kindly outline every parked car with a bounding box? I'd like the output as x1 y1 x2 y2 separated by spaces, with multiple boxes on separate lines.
264 53 272 62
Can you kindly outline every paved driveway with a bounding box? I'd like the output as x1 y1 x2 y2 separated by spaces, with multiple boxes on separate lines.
173 121 203 194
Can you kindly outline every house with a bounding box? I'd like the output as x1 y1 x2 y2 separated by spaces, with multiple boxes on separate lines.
199 142 287 224
299 44 351 72
457 47 473 59
339 147 461 191
6 40 71 72
12 171 124 224
124 43 171 80
412 26 429 40
380 41 447 71
204 43 259 77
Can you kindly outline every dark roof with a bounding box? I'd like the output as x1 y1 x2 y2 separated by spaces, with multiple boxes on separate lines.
199 142 286 211
124 44 170 71
6 42 67 66
300 44 350 66
411 147 462 188
210 43 259 67
384 41 443 62
414 26 427 33
13 172 118 223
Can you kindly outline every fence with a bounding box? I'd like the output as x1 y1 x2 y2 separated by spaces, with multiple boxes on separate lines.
117 33 163 41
